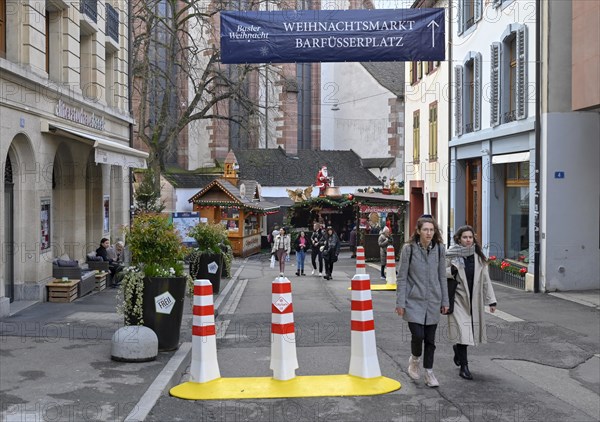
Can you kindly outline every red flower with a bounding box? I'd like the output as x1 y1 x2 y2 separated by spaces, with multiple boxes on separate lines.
519 267 527 275
489 255 496 261
519 255 526 261
501 261 510 269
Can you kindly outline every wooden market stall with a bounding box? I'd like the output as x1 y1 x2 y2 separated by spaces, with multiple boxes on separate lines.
188 152 279 257
352 192 408 260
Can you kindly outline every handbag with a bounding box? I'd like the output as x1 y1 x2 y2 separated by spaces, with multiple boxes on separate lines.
447 276 458 314
270 254 275 269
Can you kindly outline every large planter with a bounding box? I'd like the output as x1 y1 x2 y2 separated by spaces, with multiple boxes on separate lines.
141 276 187 351
190 252 223 294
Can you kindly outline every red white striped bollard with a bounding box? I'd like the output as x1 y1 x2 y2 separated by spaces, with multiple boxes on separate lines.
349 274 382 378
355 246 366 275
270 276 299 380
190 279 220 383
385 245 397 285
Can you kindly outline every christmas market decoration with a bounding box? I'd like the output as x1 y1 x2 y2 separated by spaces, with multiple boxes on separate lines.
188 151 279 257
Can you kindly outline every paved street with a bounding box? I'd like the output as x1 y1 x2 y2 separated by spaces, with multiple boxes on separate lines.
1 253 598 422
149 253 599 422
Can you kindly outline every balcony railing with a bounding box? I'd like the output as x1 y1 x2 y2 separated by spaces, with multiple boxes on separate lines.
106 3 119 43
80 0 97 23
503 110 517 124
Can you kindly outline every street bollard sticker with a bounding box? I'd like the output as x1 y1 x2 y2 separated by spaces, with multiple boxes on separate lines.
274 296 289 312
155 292 176 314
207 261 219 274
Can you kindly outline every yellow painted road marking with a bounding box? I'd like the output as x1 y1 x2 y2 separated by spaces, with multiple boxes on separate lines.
171 375 401 400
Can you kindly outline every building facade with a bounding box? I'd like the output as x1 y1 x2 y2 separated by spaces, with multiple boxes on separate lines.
538 0 600 291
449 0 537 285
404 0 449 240
1 0 147 314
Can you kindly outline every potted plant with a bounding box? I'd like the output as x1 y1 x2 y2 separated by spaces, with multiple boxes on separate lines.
187 222 231 294
117 213 190 351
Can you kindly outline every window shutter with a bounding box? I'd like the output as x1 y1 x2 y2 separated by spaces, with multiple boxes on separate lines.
455 65 463 136
474 53 482 132
458 0 464 35
490 43 501 127
516 25 528 120
475 0 482 23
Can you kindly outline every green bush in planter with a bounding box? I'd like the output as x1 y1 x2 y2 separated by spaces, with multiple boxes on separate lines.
117 213 190 325
187 223 233 289
127 213 187 276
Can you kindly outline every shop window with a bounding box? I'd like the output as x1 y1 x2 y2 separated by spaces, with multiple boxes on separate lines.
244 214 259 236
220 208 240 231
505 162 529 262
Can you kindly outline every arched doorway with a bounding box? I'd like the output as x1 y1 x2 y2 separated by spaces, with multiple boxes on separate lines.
4 154 14 302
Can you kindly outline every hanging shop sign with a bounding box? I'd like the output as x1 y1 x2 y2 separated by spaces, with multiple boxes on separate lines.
220 8 445 64
359 205 403 214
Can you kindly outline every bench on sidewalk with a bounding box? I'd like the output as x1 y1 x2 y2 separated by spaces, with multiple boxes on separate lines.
52 257 96 298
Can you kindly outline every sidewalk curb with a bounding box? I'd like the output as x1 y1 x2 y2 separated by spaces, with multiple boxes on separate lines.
124 342 192 422
126 258 249 420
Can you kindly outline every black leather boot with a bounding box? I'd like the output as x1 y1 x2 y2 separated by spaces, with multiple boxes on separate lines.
452 345 460 366
458 345 473 379
295 270 300 276
459 364 473 380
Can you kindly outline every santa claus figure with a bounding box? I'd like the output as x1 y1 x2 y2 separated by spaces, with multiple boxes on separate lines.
316 166 330 197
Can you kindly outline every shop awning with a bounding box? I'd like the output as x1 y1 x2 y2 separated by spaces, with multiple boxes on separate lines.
41 120 148 168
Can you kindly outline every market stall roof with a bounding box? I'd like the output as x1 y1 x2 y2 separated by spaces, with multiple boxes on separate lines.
233 147 383 187
163 172 220 189
360 157 396 169
352 192 407 203
188 177 279 213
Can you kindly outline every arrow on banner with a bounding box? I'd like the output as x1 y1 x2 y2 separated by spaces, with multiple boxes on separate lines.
427 19 439 48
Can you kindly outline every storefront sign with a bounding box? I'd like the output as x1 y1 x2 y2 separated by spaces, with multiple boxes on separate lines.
243 234 261 252
360 205 402 214
55 99 106 131
221 8 445 64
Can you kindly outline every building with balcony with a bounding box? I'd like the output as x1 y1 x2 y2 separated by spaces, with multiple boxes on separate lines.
1 0 147 314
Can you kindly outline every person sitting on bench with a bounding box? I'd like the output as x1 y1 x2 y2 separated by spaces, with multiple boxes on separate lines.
96 238 123 285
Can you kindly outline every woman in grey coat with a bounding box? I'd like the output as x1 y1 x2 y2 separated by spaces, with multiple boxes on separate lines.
395 215 449 388
446 225 497 380
378 227 393 279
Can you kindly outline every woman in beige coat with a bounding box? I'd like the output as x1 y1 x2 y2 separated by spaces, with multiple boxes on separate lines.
446 225 497 380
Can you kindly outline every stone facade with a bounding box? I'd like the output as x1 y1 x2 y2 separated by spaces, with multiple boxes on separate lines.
0 0 147 313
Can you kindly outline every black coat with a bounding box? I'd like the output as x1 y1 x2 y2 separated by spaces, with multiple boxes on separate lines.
295 236 311 252
323 233 341 261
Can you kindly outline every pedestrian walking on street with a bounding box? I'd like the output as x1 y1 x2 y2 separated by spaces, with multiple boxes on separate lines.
322 226 340 280
446 225 497 380
349 226 357 258
396 215 449 388
295 231 309 276
310 222 325 276
378 226 393 279
271 227 291 276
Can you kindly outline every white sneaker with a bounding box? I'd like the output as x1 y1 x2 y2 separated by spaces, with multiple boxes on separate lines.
424 369 439 387
311 269 315 275
318 272 322 277
407 355 421 380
